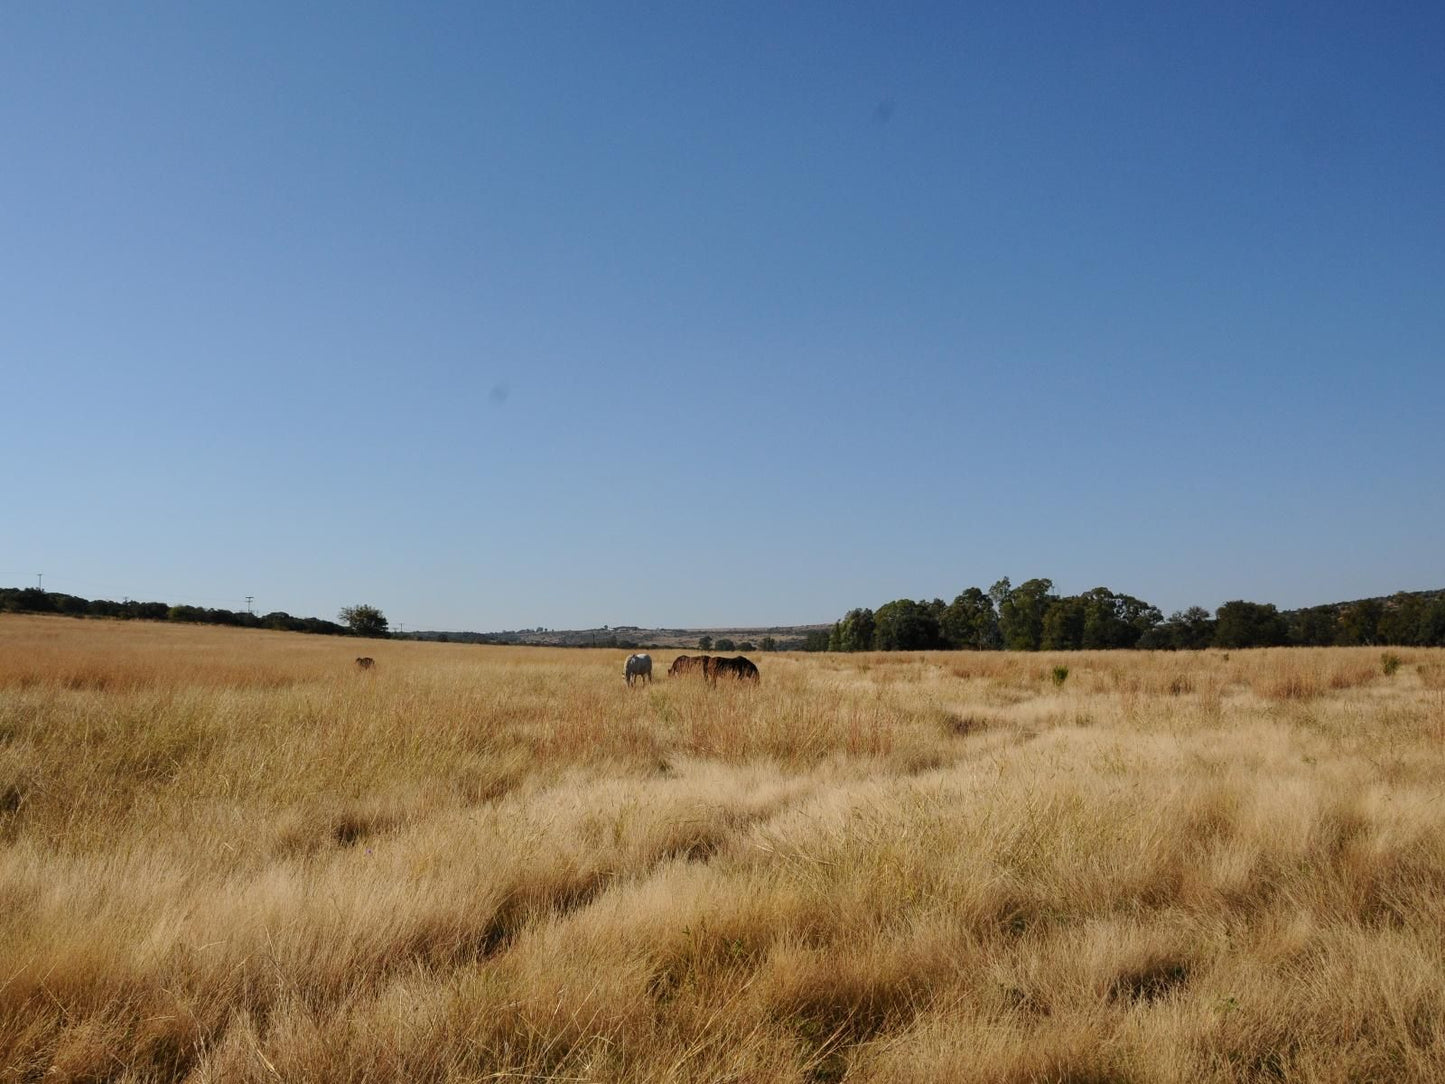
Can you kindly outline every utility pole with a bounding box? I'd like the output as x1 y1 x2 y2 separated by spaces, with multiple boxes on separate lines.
36 573 43 590
244 596 254 615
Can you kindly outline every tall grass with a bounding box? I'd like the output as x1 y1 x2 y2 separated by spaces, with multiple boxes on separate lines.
2 615 1443 1081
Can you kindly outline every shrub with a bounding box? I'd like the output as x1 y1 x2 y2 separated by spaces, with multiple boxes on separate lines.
1051 666 1069 687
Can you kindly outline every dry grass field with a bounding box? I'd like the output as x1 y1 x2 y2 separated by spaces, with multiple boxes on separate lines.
2 615 1444 1083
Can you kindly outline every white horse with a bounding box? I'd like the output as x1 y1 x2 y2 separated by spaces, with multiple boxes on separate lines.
625 653 653 686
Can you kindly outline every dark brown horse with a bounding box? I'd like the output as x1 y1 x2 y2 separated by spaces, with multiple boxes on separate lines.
704 655 760 682
670 654 758 683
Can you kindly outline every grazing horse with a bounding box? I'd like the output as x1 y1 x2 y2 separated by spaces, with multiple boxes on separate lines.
705 655 760 683
355 657 375 670
671 654 759 683
625 653 653 686
669 654 702 677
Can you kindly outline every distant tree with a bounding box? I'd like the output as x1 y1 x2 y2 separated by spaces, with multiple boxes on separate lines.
737 641 756 652
1289 605 1339 647
924 597 948 633
941 587 1000 650
14 588 56 613
339 604 390 638
988 577 1011 613
698 635 713 650
802 629 830 652
52 593 87 616
1420 598 1445 646
1080 588 1161 650
1214 601 1288 648
760 636 778 652
715 637 736 651
1377 594 1425 646
1156 606 1216 650
871 599 940 651
1335 599 1383 646
1041 597 1086 651
828 608 875 652
993 578 1055 651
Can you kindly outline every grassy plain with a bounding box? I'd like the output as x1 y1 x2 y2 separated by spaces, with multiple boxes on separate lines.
2 614 1444 1083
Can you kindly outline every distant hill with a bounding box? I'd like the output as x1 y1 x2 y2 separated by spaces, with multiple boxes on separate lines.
411 588 1445 652
407 624 834 651
1287 588 1445 612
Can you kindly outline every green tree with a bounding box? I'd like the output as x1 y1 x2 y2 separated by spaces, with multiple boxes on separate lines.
1214 601 1288 648
54 593 88 616
339 604 390 638
1079 588 1161 649
760 636 778 652
941 587 1000 649
828 608 875 652
1289 605 1339 646
1159 606 1216 649
1377 594 1425 646
715 637 736 651
1335 599 1383 646
13 588 56 613
1420 598 1445 646
993 577 1055 651
698 635 713 650
802 629 830 652
873 599 941 651
1041 597 1085 650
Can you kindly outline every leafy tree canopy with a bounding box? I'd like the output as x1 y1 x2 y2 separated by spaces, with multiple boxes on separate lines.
1214 600 1288 649
873 598 942 651
339 604 390 638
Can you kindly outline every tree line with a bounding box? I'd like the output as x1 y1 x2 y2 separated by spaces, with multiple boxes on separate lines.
8 581 1444 651
826 578 1445 652
0 588 385 638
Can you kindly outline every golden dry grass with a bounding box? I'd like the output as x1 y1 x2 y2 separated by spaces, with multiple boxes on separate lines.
3 614 1444 1082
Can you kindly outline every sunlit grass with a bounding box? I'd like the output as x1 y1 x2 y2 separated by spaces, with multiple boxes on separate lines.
2 615 1443 1081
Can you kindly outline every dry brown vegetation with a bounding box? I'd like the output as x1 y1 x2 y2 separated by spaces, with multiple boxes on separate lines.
3 615 1444 1083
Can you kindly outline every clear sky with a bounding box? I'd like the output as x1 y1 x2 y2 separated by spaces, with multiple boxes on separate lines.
4 2 1442 631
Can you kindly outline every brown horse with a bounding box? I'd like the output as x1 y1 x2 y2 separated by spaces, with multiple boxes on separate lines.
670 654 758 683
669 654 703 677
704 655 760 682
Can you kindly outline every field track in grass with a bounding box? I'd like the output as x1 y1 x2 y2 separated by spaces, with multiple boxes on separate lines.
3 614 1444 1082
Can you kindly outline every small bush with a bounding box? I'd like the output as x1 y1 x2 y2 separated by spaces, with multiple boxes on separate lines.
1381 652 1401 676
1051 666 1069 688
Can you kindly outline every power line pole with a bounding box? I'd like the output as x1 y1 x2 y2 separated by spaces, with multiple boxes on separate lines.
244 596 254 615
36 573 43 590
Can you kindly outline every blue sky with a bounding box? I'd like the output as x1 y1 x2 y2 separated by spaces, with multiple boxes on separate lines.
3 2 1442 631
